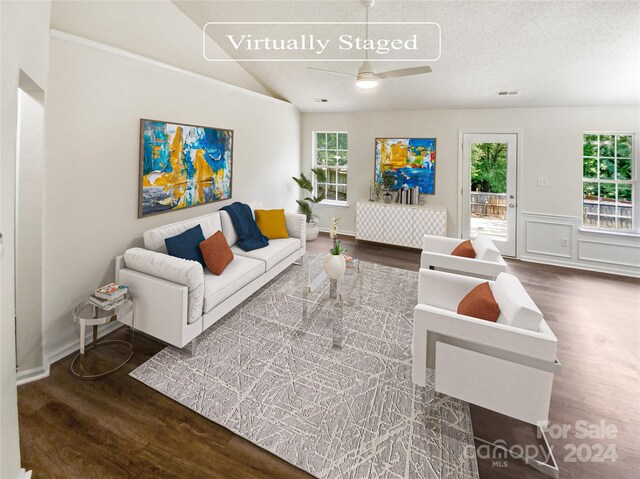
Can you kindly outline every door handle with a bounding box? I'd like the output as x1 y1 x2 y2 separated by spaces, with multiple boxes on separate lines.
509 203 516 208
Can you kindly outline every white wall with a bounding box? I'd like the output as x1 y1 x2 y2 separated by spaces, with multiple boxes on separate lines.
41 35 301 359
0 1 51 476
301 106 640 276
50 0 271 97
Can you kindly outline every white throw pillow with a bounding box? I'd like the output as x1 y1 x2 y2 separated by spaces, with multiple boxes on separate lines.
473 235 501 262
492 273 543 332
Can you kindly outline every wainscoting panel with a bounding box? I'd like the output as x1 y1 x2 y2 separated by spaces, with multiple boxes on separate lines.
525 219 573 258
519 212 640 277
578 239 640 268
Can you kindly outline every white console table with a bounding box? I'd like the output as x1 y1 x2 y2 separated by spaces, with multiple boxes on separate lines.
356 200 447 248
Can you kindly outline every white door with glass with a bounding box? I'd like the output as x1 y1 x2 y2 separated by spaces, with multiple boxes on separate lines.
462 133 518 257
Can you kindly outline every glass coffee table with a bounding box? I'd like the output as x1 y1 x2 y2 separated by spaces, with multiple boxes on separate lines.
286 255 361 349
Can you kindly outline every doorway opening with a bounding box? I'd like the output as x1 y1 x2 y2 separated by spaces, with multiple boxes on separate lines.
15 71 45 374
461 133 518 257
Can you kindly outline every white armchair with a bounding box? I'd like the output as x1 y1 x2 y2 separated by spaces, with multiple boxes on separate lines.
413 269 560 427
420 234 507 280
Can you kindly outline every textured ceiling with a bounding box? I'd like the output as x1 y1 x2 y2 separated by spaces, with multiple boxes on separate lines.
175 0 639 112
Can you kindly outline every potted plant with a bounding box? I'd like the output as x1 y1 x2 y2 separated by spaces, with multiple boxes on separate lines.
370 181 382 201
381 170 395 203
292 168 327 241
323 217 347 279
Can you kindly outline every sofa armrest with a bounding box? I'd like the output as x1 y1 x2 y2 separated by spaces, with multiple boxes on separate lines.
422 235 463 254
285 213 306 241
123 247 204 324
418 268 486 311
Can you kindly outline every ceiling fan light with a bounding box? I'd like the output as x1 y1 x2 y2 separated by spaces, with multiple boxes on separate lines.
356 78 378 89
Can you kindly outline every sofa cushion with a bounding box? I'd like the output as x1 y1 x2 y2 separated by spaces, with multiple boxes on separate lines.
144 212 222 253
451 240 476 258
255 209 289 239
473 235 501 262
203 256 265 312
165 225 206 267
231 237 299 271
457 282 500 322
200 231 234 275
492 273 543 332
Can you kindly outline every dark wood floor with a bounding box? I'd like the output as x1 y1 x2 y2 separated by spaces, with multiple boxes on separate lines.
18 234 640 478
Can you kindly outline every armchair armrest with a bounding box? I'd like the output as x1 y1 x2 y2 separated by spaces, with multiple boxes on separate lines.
422 235 463 254
420 251 507 279
418 268 486 311
414 304 558 362
123 247 204 324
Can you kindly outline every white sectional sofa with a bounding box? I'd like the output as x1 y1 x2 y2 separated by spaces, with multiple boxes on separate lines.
115 203 306 348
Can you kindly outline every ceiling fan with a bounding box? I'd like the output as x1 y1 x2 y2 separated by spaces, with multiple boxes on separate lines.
306 0 432 90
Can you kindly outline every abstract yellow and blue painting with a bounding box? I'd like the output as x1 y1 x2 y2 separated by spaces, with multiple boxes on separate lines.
375 138 436 194
139 119 233 217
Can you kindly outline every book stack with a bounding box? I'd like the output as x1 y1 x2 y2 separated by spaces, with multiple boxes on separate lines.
90 283 129 310
398 186 421 205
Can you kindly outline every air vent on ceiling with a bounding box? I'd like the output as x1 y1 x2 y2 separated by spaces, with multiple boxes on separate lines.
313 98 329 103
497 90 519 96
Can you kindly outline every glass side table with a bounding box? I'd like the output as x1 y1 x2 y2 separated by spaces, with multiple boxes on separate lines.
70 296 135 379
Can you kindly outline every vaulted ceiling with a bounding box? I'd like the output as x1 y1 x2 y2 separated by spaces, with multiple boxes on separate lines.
175 0 640 112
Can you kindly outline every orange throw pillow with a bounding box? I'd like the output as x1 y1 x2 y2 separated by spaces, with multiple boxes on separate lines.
457 282 500 322
199 231 234 275
451 240 476 258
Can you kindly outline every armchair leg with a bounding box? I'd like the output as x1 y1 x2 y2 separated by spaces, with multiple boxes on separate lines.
426 411 560 479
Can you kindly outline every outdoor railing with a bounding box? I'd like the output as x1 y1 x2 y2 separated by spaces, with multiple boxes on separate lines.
471 192 506 219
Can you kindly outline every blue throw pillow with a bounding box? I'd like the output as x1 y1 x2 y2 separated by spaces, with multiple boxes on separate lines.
164 224 206 267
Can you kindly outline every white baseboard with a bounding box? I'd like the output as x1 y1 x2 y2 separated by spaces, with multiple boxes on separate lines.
18 468 32 479
16 322 123 386
520 254 640 278
318 227 356 237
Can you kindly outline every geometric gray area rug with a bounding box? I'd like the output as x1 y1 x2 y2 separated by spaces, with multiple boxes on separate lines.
131 254 479 479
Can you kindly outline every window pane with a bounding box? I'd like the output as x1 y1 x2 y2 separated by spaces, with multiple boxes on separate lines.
618 185 633 230
327 150 338 166
327 133 337 149
316 133 327 150
337 169 347 185
337 150 348 166
616 135 632 158
599 158 615 179
316 182 327 198
616 158 631 180
583 134 598 157
326 184 337 201
338 133 348 150
316 150 327 166
583 157 597 178
583 182 598 227
599 134 615 157
337 185 347 201
600 182 616 200
327 169 336 184
598 216 616 229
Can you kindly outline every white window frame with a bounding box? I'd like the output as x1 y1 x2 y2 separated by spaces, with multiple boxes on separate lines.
312 131 349 206
581 132 638 234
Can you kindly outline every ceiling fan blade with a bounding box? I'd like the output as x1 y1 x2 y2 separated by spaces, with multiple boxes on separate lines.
376 66 432 80
306 67 355 78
